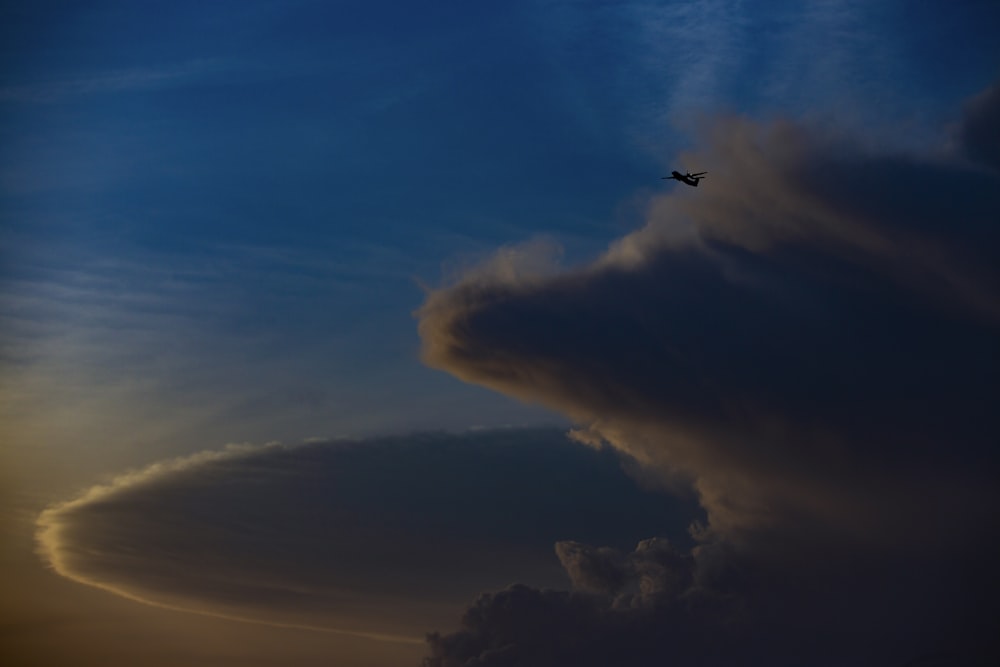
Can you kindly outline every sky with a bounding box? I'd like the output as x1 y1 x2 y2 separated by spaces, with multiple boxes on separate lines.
2 1 999 665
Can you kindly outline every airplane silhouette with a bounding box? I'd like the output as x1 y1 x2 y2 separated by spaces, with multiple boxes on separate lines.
662 171 707 187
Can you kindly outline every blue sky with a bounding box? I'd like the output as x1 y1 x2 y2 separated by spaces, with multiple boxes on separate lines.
2 2 999 665
4 1 996 476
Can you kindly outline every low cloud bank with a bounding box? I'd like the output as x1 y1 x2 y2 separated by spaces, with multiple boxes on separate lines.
37 429 689 641
417 84 1000 665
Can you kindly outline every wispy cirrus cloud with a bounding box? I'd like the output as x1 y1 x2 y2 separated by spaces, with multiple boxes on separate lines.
530 0 749 148
0 59 234 104
530 1 972 154
1 230 516 481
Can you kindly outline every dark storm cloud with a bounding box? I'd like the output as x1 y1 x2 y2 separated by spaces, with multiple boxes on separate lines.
418 95 1000 549
423 539 742 667
958 82 1000 171
554 537 694 601
416 84 1000 664
425 533 998 666
36 429 692 641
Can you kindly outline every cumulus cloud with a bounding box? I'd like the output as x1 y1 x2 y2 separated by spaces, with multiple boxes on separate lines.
35 429 691 642
555 537 695 603
417 83 1000 664
426 530 1000 666
423 538 746 667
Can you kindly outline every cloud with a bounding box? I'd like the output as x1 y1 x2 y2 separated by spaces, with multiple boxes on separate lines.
957 82 1000 171
416 83 1000 664
419 90 1000 548
425 531 1000 666
555 537 697 603
35 428 692 643
422 538 743 667
0 59 232 104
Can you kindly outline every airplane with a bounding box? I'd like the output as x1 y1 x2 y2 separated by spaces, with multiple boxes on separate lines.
661 171 707 187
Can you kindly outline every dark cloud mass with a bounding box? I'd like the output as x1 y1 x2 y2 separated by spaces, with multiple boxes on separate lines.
958 82 1000 171
37 429 693 641
417 85 1000 665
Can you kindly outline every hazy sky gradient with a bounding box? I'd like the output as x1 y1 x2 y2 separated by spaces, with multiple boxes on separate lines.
3 2 999 665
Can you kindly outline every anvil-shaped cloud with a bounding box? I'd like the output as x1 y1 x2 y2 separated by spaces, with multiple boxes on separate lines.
416 85 1000 665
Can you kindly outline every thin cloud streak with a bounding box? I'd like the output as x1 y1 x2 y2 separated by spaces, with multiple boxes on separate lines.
0 59 234 103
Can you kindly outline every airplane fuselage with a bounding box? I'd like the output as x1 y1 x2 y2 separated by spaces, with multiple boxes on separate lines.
672 171 700 187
